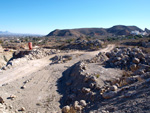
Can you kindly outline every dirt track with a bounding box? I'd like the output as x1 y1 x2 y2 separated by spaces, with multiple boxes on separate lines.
0 44 115 112
0 44 114 86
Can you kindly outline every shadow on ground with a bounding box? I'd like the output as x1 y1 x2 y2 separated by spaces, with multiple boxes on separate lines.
56 64 74 108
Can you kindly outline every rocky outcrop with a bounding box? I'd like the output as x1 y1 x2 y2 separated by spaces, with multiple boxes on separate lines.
50 55 72 64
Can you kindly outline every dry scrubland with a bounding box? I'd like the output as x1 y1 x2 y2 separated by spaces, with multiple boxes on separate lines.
0 37 150 113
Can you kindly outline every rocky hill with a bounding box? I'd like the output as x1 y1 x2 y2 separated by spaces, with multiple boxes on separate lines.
46 25 144 37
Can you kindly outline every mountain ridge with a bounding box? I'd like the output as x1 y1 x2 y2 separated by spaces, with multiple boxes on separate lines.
0 31 43 37
47 25 149 37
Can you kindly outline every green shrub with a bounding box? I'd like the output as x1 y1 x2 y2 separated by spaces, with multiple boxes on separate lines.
95 74 100 78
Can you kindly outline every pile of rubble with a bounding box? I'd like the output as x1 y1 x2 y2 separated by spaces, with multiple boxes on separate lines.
13 48 60 60
62 39 104 50
87 52 108 64
2 48 60 70
61 61 100 112
105 47 150 70
60 61 122 112
61 47 150 112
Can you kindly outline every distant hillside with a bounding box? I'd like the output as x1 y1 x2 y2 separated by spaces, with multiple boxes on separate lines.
46 25 145 37
0 31 10 34
107 25 143 35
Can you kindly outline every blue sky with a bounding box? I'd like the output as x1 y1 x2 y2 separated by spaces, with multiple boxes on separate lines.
0 0 150 35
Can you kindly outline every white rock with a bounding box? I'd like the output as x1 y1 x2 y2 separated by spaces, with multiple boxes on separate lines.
109 85 118 91
79 100 87 107
62 105 70 113
102 91 117 99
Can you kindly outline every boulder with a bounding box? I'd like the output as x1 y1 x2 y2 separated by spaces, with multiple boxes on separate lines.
9 95 16 100
73 101 82 110
102 91 117 99
82 87 91 93
62 105 70 113
130 64 137 72
132 58 140 64
20 107 25 111
79 100 87 107
109 85 118 91
136 53 145 59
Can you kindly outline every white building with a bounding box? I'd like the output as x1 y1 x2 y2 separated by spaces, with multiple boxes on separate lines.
130 30 140 35
130 30 147 36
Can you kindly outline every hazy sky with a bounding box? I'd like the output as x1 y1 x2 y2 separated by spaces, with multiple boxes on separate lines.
0 0 150 35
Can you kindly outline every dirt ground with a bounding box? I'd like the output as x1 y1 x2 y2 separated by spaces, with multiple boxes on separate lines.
0 45 116 113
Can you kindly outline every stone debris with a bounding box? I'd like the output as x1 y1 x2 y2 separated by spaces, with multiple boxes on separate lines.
0 102 14 113
62 105 70 113
20 107 25 111
109 85 118 91
73 101 82 111
9 95 17 100
79 100 87 107
21 85 26 89
2 48 60 70
62 38 104 50
88 52 108 64
50 55 72 64
102 91 117 99
105 47 150 73
82 87 91 93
